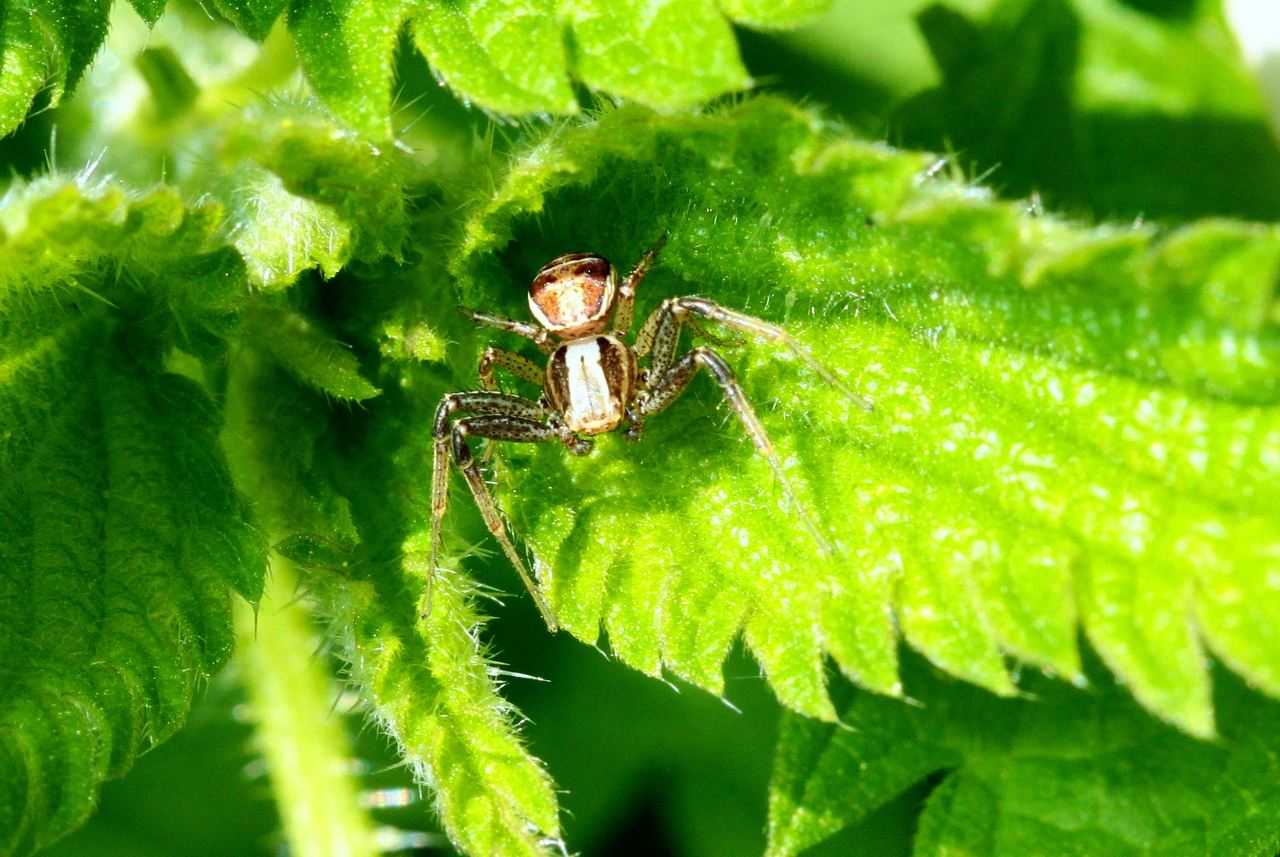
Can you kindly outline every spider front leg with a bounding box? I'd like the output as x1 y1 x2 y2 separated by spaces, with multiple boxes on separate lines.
635 296 873 411
611 235 667 335
458 307 557 354
430 391 559 631
637 347 835 554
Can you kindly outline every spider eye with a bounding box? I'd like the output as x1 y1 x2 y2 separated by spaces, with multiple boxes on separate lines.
529 253 617 337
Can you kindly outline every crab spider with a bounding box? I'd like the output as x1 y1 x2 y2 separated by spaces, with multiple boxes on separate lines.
428 238 872 631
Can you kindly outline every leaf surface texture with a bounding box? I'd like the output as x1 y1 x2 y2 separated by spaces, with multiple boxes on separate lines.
449 98 1280 738
0 178 266 854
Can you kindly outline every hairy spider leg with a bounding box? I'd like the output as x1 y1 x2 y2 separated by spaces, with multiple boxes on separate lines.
458 307 557 354
635 296 873 411
611 235 667 335
683 314 744 348
430 391 559 630
477 346 546 462
451 417 561 630
478 346 546 392
638 346 835 555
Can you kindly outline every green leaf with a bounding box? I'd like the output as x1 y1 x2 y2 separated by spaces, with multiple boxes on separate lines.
134 46 200 121
223 338 562 856
0 0 827 145
52 28 403 286
395 550 562 856
128 0 168 27
208 97 412 288
1075 0 1260 116
509 636 784 857
564 0 749 106
409 0 759 115
247 303 381 401
767 681 957 857
406 0 832 115
411 0 578 116
0 178 266 853
449 97 1280 735
286 0 413 140
716 0 831 30
767 656 1280 857
893 0 1280 221
234 559 379 857
213 0 290 42
222 355 362 557
0 0 111 137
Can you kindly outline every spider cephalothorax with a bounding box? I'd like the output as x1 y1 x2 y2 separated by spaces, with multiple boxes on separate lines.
429 238 871 630
527 252 617 338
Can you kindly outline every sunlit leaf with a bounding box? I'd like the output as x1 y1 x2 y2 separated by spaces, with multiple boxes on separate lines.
286 0 413 140
224 330 562 856
0 0 111 137
411 0 578 116
716 0 830 29
448 97 1280 737
563 0 750 106
208 98 413 288
0 177 266 854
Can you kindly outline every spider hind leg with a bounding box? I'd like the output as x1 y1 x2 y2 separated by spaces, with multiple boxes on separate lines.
637 296 872 411
429 392 559 631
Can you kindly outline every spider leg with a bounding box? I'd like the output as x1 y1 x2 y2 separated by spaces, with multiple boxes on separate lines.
684 314 744 348
451 416 560 630
634 307 658 359
477 347 546 462
639 347 834 555
672 297 873 411
430 392 557 630
478 346 546 392
459 307 557 354
612 234 666 335
632 299 746 364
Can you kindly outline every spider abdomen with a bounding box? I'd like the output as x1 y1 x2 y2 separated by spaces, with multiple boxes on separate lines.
545 335 637 435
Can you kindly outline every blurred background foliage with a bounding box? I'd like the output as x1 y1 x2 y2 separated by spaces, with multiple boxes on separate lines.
4 0 1280 855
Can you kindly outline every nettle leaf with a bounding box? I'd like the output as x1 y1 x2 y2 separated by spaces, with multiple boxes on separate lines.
562 0 750 107
128 0 168 27
714 0 830 30
407 0 834 116
61 19 410 290
411 0 579 116
246 303 381 401
0 0 112 137
212 0 291 42
0 0 831 142
767 655 1280 856
0 177 266 853
449 97 1280 736
206 98 412 289
287 0 414 140
894 0 1280 221
223 276 562 855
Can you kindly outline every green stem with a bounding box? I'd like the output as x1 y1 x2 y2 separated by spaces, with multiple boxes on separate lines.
234 557 378 857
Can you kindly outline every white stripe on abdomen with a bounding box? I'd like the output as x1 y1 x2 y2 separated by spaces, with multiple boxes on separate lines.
563 339 623 434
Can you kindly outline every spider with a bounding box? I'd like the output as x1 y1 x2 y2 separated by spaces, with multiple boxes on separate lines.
429 238 872 631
